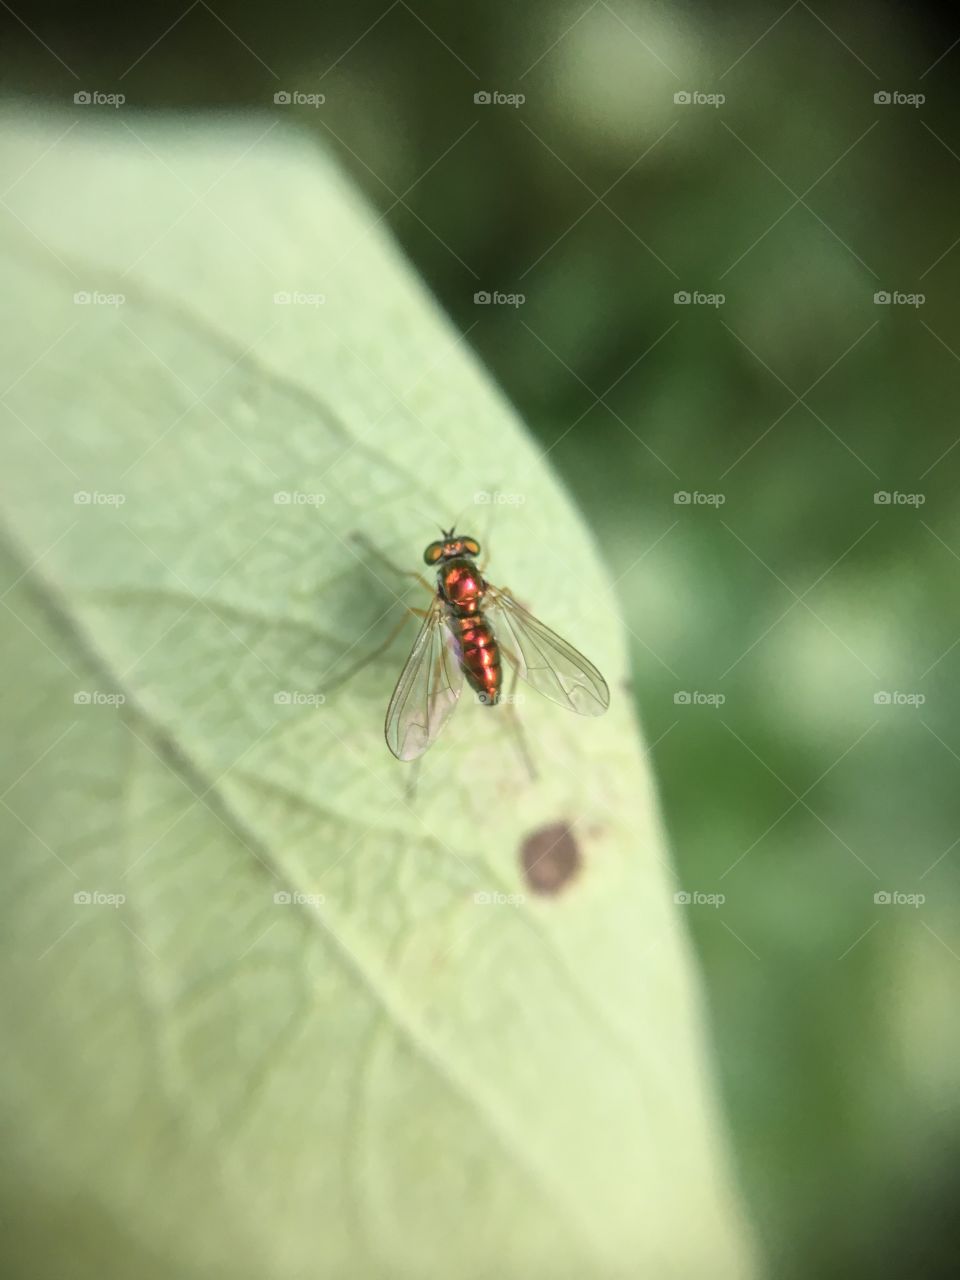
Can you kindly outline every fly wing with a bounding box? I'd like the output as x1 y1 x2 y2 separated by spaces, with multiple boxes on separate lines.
485 585 610 716
385 600 463 760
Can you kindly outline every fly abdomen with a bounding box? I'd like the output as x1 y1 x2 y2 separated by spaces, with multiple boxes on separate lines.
455 613 501 706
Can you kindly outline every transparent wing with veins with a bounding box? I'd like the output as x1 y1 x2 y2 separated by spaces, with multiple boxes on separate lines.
485 584 610 715
385 599 464 760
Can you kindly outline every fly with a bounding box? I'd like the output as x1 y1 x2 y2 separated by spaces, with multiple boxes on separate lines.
384 528 609 761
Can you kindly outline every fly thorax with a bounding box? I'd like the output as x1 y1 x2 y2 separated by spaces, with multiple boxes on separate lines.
440 559 484 613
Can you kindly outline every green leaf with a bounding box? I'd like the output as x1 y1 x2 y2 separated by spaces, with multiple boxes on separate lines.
0 107 755 1279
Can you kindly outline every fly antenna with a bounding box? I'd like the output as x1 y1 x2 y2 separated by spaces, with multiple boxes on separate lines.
406 501 446 533
446 500 470 535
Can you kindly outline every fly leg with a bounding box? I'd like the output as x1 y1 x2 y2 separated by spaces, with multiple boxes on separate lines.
486 582 537 778
350 531 435 594
497 644 538 782
324 532 437 696
404 757 423 804
477 507 497 575
322 604 429 696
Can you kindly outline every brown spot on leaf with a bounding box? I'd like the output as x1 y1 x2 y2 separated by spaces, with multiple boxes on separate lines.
520 821 581 895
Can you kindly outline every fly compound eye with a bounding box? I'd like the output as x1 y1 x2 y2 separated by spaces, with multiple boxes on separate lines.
424 541 444 565
462 538 480 557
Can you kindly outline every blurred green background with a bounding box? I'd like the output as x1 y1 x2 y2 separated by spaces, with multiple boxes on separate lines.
4 1 959 1276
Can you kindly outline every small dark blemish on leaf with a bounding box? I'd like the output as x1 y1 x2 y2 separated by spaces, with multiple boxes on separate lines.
520 821 581 895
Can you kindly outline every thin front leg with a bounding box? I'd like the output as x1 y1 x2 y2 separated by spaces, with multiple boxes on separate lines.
499 646 538 782
350 531 435 595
